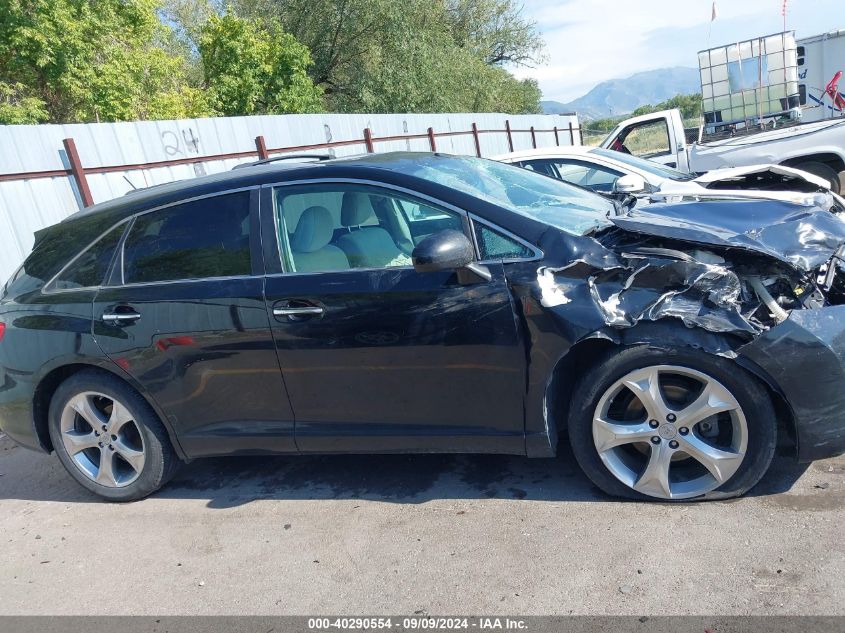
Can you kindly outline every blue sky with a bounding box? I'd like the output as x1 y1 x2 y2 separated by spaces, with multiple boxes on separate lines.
515 0 844 102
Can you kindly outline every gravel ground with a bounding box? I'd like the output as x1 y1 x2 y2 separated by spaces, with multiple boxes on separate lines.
0 432 843 615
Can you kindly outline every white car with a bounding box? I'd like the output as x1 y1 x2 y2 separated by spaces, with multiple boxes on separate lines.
494 146 844 211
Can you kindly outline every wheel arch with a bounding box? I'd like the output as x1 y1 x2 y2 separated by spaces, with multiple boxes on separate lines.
543 333 797 456
32 361 188 460
780 152 845 175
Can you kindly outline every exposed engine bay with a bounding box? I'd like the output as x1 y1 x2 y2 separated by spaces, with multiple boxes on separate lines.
535 196 845 355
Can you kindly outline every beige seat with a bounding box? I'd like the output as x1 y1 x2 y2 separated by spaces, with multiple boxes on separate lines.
289 206 349 272
335 192 406 268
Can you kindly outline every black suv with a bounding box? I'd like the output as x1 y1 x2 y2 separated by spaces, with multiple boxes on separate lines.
2 152 845 502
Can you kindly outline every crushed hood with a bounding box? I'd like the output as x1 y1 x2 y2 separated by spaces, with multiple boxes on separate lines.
609 198 845 271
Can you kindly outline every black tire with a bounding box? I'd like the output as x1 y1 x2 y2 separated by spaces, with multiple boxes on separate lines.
793 160 841 194
48 369 181 501
567 345 777 502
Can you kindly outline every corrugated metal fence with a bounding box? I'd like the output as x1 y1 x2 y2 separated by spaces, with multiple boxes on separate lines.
0 112 579 282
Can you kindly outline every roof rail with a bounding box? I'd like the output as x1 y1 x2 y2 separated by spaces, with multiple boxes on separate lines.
232 153 334 170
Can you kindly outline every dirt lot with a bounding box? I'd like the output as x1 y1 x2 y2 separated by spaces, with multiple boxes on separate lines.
0 432 843 616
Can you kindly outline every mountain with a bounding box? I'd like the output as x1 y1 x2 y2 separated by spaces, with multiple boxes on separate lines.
543 67 700 120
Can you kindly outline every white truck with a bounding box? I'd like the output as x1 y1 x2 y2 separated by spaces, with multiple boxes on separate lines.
600 30 845 193
600 108 845 193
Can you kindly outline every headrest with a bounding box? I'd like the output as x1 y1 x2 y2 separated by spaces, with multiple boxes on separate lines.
341 192 376 226
290 206 334 253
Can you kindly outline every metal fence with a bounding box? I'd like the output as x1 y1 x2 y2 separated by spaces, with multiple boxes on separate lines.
0 112 579 282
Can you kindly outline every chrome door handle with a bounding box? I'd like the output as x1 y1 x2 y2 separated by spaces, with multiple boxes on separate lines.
273 306 324 317
102 312 141 324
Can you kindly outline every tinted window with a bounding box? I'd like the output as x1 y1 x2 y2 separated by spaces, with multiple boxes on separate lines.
474 223 533 260
23 213 118 285
51 223 124 290
274 184 464 273
122 192 251 284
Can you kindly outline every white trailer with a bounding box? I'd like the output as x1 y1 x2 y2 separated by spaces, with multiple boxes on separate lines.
797 29 845 122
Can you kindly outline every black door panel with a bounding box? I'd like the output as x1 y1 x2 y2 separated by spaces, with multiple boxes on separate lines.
93 279 296 457
264 265 526 454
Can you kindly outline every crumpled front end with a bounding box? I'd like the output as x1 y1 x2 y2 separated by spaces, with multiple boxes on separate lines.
525 199 845 460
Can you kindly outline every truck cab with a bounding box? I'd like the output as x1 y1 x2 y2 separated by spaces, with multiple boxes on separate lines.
600 109 690 172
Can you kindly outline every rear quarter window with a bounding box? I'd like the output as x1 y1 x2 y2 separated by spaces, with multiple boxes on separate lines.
49 223 125 290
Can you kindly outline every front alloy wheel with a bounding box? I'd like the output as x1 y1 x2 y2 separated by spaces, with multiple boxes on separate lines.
567 346 777 501
593 365 747 500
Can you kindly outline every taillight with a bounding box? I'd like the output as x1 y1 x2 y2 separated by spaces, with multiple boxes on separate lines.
0 321 5 341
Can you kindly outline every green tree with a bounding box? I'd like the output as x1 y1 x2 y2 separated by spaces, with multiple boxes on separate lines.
198 11 322 115
235 0 543 113
445 0 545 66
0 0 210 123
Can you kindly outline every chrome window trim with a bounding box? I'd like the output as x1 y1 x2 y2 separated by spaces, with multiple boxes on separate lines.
42 219 131 295
104 274 258 290
264 178 474 276
469 214 543 264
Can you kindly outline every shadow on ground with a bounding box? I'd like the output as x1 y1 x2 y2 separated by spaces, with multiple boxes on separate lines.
0 434 810 508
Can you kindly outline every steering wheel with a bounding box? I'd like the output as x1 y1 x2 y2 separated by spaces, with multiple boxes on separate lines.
610 138 631 154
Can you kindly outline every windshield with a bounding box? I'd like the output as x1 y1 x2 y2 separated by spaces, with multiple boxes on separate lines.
591 147 695 182
397 154 615 235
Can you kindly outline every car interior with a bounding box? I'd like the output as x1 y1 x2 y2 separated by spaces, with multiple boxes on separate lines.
275 187 460 273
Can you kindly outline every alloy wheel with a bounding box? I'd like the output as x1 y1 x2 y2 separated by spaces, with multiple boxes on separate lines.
59 391 146 488
592 365 748 500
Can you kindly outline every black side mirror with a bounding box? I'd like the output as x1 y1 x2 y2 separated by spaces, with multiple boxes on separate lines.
411 229 491 283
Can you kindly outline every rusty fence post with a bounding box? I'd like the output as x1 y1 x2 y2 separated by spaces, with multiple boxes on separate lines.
255 135 269 160
553 126 560 146
62 137 94 208
505 120 514 152
427 127 437 152
471 122 482 157
363 127 375 153
578 126 584 145
568 122 575 145
530 126 537 148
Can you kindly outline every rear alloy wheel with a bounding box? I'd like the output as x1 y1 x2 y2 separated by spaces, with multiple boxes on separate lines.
49 369 180 501
568 346 776 501
59 392 146 488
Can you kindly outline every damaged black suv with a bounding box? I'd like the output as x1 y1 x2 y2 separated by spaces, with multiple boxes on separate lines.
2 152 845 502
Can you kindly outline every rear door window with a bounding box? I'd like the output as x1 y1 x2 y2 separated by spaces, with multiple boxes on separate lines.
121 191 252 284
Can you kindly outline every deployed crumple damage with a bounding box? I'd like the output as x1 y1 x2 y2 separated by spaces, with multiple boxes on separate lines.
539 252 755 337
533 199 845 356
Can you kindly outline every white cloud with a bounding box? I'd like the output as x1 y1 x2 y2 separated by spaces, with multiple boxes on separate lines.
517 0 842 103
